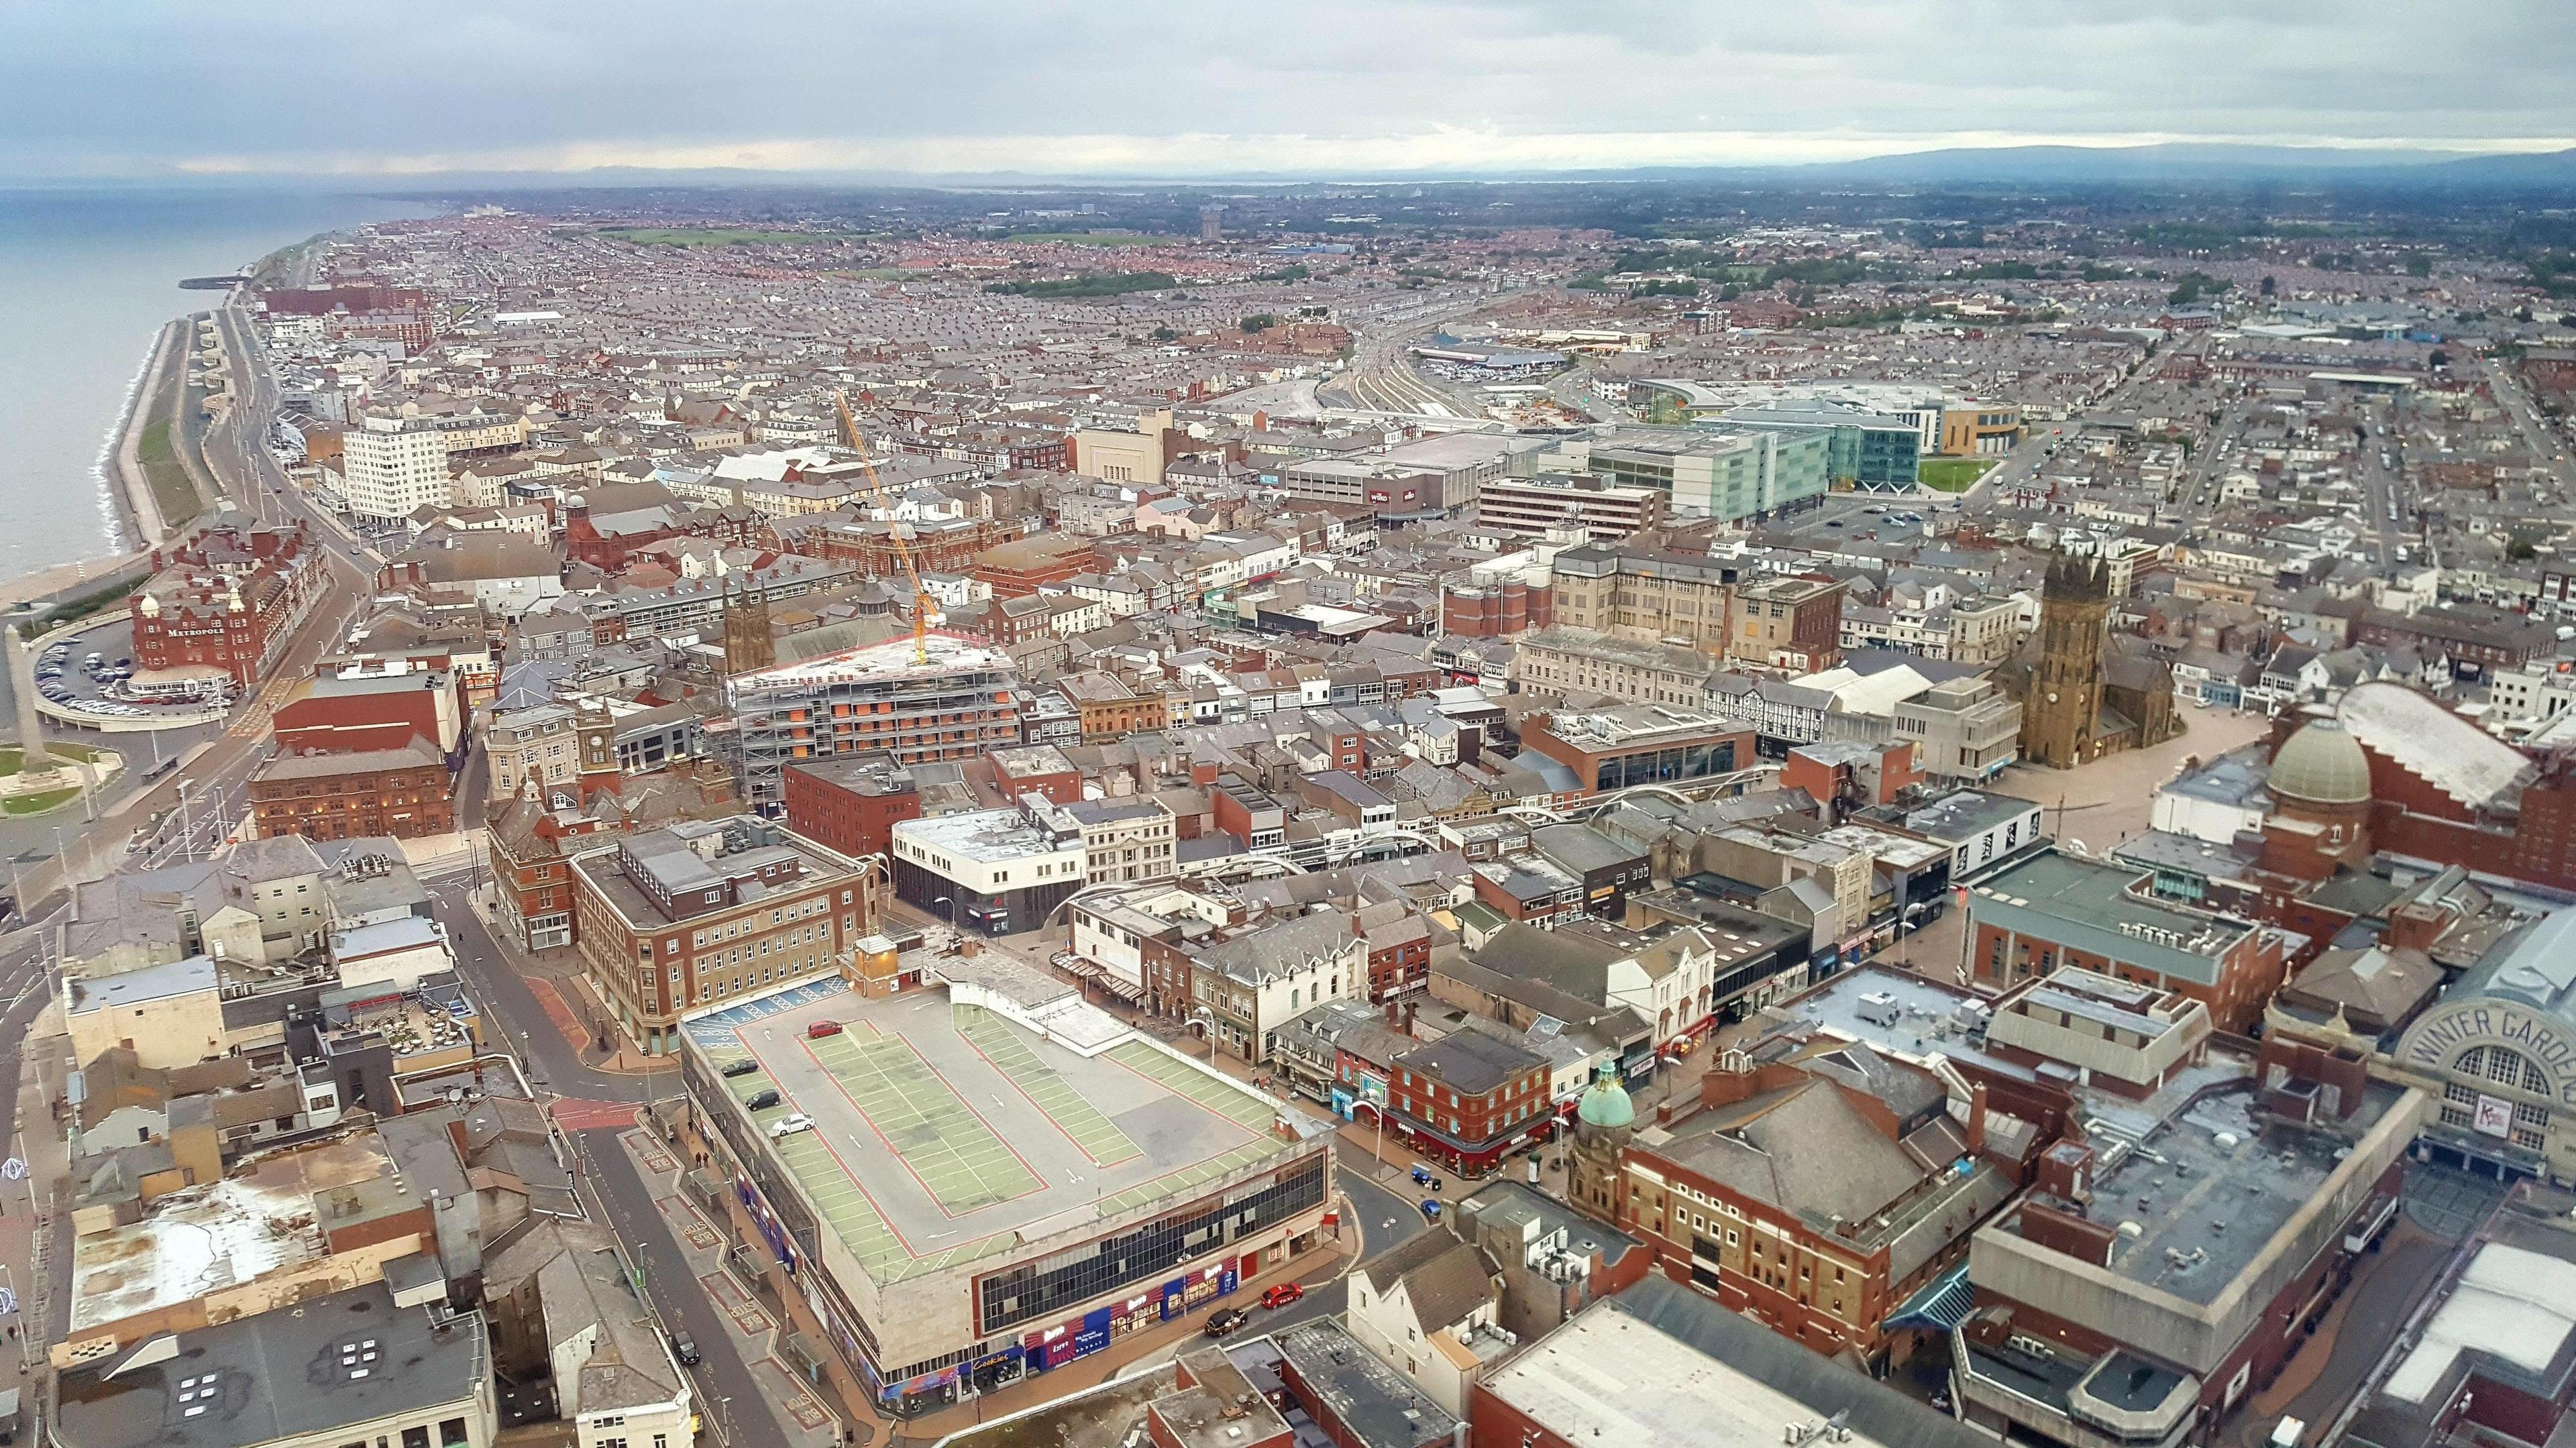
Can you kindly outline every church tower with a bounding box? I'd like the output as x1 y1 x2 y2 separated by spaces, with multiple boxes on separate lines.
2021 553 2111 769
722 576 775 677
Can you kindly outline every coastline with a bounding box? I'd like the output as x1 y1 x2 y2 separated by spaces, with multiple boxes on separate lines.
105 321 179 549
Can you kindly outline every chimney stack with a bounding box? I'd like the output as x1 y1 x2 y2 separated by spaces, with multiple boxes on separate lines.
1968 1082 1990 1157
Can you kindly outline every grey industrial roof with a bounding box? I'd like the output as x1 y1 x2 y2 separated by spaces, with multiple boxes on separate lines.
1485 1274 1992 1448
1275 1319 1462 1448
54 1283 486 1448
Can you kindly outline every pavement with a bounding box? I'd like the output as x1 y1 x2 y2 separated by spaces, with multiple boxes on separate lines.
2219 1164 2496 1448
1988 702 2277 856
1882 703 2276 980
0 924 76 1443
499 887 1469 1447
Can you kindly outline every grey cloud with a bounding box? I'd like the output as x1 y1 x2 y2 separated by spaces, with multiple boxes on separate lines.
0 0 2568 176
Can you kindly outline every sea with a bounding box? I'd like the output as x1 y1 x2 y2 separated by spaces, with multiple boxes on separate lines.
0 187 432 585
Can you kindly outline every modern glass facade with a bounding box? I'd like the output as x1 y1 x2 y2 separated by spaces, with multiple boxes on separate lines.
973 1156 1329 1335
1595 738 1739 791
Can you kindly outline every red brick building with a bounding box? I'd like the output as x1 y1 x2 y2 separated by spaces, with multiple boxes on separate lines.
249 740 455 841
2308 683 2576 898
271 669 464 757
129 519 327 692
485 785 603 952
782 753 923 860
971 533 1097 598
561 496 754 572
1780 739 1921 812
1965 847 2289 1034
2523 347 2576 398
1356 904 1436 1003
788 514 1028 578
1440 578 1550 638
1386 1031 1551 1175
1519 707 1756 798
1597 1054 2012 1360
991 745 1083 806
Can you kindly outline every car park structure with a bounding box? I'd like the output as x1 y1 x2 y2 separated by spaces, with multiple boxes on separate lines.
680 954 1336 1416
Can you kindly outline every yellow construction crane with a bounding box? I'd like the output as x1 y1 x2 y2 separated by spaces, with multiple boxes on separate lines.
835 388 930 665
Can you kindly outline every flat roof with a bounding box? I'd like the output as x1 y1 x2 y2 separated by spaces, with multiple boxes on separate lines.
2033 1076 2406 1302
56 1283 485 1448
894 807 1078 865
1969 850 2253 975
1483 1274 1988 1448
2383 1241 2576 1404
731 630 1015 689
66 954 218 1016
684 979 1308 1285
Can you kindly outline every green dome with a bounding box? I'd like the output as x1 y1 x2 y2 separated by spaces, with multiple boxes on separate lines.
2271 720 2372 807
1576 1076 1635 1130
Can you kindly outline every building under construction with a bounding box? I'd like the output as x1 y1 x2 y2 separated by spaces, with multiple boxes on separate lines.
710 632 1027 810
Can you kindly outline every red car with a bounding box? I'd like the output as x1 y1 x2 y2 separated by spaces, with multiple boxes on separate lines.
806 1019 844 1040
1259 1282 1305 1310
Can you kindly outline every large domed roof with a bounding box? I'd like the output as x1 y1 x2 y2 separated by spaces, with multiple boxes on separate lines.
2271 720 2373 806
1576 1075 1635 1130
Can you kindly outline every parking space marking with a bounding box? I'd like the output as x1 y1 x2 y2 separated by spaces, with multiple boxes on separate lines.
955 1004 1143 1168
806 1025 1045 1215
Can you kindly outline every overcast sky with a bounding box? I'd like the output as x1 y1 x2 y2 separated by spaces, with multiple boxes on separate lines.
5 1 2571 179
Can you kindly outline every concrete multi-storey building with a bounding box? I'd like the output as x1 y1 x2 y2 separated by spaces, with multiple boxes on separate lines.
340 414 455 520
1473 476 1666 543
680 965 1333 1418
1725 575 1843 672
1071 409 1173 486
712 632 1025 810
889 803 1089 935
570 816 865 1054
1522 426 1831 522
1548 543 1741 652
1509 627 1715 708
1953 1040 2418 1448
1892 677 2025 784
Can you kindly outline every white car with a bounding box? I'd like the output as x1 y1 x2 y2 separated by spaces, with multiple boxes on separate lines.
768 1113 815 1139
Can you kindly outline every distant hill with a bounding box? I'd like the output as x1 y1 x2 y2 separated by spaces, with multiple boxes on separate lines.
1772 142 2576 190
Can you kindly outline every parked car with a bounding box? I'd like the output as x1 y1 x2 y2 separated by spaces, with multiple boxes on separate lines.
670 1331 700 1366
806 1019 844 1040
720 1058 761 1078
1203 1307 1250 1338
1258 1282 1305 1311
767 1113 814 1138
745 1089 782 1111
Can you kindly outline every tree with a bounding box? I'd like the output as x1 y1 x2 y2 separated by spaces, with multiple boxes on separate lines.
1240 315 1277 333
2429 349 2451 370
2406 256 2433 278
2259 274 2276 297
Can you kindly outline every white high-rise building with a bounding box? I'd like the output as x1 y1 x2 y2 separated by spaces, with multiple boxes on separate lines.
341 415 452 520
